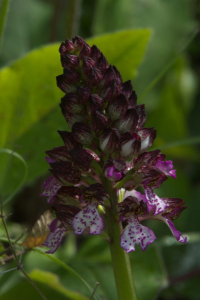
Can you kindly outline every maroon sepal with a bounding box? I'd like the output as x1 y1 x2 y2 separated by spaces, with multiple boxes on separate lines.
52 204 81 227
107 94 129 120
96 53 109 74
138 166 168 189
58 131 82 150
72 36 84 52
90 45 101 62
46 146 71 162
61 54 79 69
136 105 146 129
86 68 103 87
72 122 93 145
77 86 91 103
69 148 93 171
129 91 137 108
60 94 83 113
56 75 76 93
82 57 96 76
162 198 187 220
134 150 163 170
63 68 80 84
101 65 122 88
122 80 133 99
118 196 147 216
54 186 81 206
104 158 126 174
91 111 108 134
50 161 81 185
79 42 91 59
120 132 141 158
81 183 109 204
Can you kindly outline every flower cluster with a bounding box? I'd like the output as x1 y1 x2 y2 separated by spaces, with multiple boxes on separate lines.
41 36 187 254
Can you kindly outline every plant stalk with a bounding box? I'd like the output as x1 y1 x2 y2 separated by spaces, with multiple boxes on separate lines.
103 179 137 300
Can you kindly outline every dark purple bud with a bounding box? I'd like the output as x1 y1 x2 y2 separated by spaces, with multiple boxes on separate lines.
69 148 93 171
136 105 146 129
116 108 138 134
90 45 101 62
72 122 93 145
56 75 76 93
60 106 84 128
58 131 82 150
102 81 122 101
82 57 96 76
137 128 157 152
59 39 74 56
96 53 109 74
120 132 141 158
86 68 103 87
61 54 79 69
82 183 109 203
129 91 137 108
100 128 120 153
53 204 81 227
63 68 80 84
77 86 91 103
88 94 104 116
101 65 122 88
61 94 83 113
91 111 108 134
104 159 126 182
79 42 91 59
54 186 81 206
50 161 81 185
122 80 133 99
107 94 129 120
134 150 161 170
46 146 71 162
72 36 84 51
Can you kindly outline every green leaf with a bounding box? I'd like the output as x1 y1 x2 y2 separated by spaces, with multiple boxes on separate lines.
87 29 151 81
29 269 89 300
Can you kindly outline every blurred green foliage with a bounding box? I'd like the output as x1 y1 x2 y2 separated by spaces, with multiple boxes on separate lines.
0 0 200 299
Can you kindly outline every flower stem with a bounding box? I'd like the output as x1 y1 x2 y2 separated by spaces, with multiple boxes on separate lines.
103 179 137 300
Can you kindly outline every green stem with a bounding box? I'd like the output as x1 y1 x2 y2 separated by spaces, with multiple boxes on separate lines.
0 0 10 50
103 179 137 300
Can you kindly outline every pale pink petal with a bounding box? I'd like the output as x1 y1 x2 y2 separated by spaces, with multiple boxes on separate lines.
120 215 156 252
72 203 103 235
40 175 61 204
144 186 166 215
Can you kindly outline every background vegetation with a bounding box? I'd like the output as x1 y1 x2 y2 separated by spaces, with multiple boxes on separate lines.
0 0 200 299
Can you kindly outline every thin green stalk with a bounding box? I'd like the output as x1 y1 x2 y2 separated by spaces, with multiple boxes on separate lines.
0 0 10 50
103 178 137 300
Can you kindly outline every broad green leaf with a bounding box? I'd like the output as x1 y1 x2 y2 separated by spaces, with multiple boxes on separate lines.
87 29 151 81
0 29 151 191
29 269 89 300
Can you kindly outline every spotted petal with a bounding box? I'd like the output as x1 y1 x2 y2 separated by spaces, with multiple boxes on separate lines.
72 202 103 235
120 215 156 252
144 186 166 215
43 219 67 254
40 175 61 204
